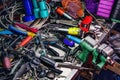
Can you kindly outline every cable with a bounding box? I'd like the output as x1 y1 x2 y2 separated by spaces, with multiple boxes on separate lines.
9 7 23 21
46 2 51 14
0 1 22 26
2 0 6 10
34 18 49 30
9 2 22 21
5 14 12 24
0 16 8 28
8 2 23 21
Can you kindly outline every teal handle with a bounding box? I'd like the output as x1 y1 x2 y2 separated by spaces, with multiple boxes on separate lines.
32 0 38 8
39 1 47 10
34 9 40 18
32 0 40 18
39 1 49 18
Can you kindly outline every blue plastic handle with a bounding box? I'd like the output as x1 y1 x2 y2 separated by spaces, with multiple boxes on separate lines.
8 25 27 36
0 30 13 35
66 35 81 44
22 0 35 22
63 38 75 47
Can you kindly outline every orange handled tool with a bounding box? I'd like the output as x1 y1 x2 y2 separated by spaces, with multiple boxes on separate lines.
15 36 33 50
56 7 75 21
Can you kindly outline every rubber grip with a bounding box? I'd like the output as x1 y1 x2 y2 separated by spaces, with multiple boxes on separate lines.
3 57 11 69
19 36 33 47
40 55 56 68
15 23 38 33
9 25 27 35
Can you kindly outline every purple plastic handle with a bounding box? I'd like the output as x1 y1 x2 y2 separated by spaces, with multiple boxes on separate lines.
97 8 111 14
97 12 109 18
100 1 114 6
99 4 112 10
85 0 99 13
63 38 75 47
97 0 115 18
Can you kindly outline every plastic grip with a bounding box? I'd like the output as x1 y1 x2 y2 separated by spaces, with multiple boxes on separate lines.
68 27 80 35
15 23 38 33
23 0 33 15
63 38 75 47
27 32 36 37
97 0 114 18
45 45 60 56
39 1 49 18
32 0 38 8
80 41 93 52
32 0 40 18
8 25 27 36
66 35 81 44
92 49 99 64
76 50 89 62
22 0 35 22
56 7 65 15
92 49 106 68
0 30 13 35
40 55 56 68
97 55 106 68
34 8 40 18
19 36 33 47
3 57 11 69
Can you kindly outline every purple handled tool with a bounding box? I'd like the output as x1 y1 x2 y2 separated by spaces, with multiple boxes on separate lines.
85 0 99 14
63 38 75 47
97 0 115 18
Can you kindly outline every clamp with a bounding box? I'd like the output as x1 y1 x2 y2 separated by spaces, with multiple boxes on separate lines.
67 35 106 68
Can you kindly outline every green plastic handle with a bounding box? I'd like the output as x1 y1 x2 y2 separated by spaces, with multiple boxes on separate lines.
92 49 99 64
76 50 89 63
80 41 93 52
97 55 106 68
76 41 93 63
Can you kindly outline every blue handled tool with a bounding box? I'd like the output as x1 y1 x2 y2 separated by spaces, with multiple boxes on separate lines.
22 0 35 22
0 29 13 35
8 25 35 37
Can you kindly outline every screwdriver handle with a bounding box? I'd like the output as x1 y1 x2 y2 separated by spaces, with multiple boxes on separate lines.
45 45 59 56
15 36 33 50
3 56 11 69
19 36 33 47
40 55 56 68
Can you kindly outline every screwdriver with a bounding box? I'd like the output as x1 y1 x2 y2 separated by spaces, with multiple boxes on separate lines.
56 7 75 21
39 55 94 70
45 45 60 56
50 27 81 36
50 19 78 26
